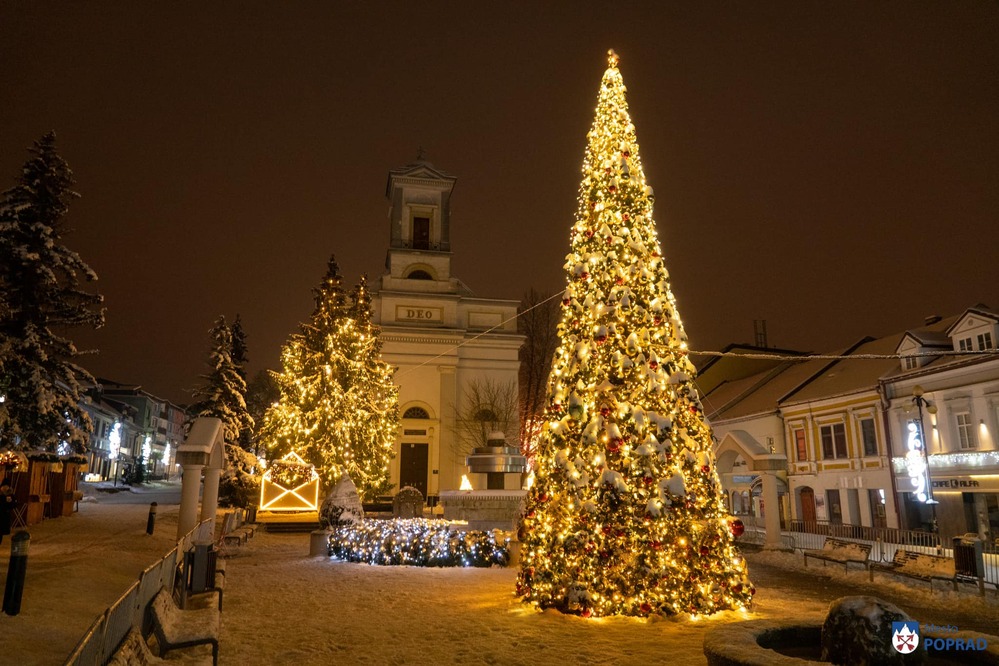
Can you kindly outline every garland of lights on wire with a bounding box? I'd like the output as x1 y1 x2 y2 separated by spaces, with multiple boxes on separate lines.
516 51 754 618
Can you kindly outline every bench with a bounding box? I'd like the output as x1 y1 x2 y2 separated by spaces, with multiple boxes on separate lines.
107 628 212 666
869 549 957 591
150 588 220 665
219 511 255 548
802 537 872 572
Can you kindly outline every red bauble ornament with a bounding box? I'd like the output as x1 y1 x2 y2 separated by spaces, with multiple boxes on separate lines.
609 185 617 193
600 405 611 417
581 607 592 618
699 545 710 556
580 272 589 281
653 316 662 325
623 213 630 220
585 229 594 237
537 493 549 503
623 150 630 158
730 519 745 537
640 602 652 614
595 335 607 344
650 540 662 550
750 586 756 595
643 476 654 486
607 438 622 453
602 525 613 535
733 584 743 594
615 277 624 285
562 298 571 306
649 360 658 370
701 465 710 475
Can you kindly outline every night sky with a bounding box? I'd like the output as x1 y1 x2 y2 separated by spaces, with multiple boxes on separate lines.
2 3 997 405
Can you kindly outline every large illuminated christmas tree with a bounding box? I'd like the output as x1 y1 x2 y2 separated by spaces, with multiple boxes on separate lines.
261 257 399 500
516 51 753 618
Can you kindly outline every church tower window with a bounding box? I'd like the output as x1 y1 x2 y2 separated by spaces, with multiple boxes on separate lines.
413 216 430 249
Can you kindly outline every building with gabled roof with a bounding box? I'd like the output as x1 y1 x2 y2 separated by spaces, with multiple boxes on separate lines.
703 306 999 545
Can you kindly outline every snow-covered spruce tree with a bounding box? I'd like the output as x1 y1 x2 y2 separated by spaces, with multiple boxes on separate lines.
229 313 254 452
190 316 257 505
516 52 754 618
261 259 398 501
0 132 104 453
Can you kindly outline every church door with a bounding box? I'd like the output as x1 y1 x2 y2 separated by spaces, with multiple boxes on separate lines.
399 443 428 498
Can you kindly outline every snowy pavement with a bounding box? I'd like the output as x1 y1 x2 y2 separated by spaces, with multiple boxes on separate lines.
2 495 997 665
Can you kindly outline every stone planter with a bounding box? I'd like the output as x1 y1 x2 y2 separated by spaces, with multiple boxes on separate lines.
704 619 999 665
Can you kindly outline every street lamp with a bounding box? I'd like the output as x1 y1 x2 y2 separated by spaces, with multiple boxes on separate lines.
912 385 939 532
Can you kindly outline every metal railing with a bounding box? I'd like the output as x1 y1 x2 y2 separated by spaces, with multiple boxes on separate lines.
740 520 999 595
64 519 213 666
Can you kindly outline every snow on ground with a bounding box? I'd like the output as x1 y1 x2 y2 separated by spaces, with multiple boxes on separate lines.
2 493 997 665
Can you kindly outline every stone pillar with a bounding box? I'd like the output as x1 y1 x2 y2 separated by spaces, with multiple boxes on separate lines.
177 464 203 539
439 366 457 489
762 470 782 549
200 467 222 528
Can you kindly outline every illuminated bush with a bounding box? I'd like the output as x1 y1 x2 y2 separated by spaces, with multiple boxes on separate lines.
328 518 510 568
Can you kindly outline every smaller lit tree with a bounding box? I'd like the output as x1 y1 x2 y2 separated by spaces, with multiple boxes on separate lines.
261 258 399 500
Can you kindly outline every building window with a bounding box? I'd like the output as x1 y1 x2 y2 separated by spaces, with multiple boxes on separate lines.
978 331 994 350
820 423 848 459
406 270 433 280
860 418 878 457
959 337 973 352
403 407 429 419
794 428 807 461
903 355 918 370
956 412 977 449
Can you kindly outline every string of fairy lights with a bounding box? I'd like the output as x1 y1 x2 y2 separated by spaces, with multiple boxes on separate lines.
327 518 510 568
395 288 998 381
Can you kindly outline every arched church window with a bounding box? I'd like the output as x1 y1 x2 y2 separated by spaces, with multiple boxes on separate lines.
406 270 433 280
403 407 429 419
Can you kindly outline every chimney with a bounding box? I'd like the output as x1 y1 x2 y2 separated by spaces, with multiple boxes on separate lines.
924 315 942 326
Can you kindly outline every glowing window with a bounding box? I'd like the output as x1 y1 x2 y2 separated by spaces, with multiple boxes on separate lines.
404 407 429 419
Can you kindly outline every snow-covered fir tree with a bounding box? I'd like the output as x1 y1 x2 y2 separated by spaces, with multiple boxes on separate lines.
0 132 105 453
261 258 399 500
516 52 754 618
190 316 257 504
229 313 253 451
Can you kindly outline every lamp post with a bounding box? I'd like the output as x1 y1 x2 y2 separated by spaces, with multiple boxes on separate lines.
912 385 939 534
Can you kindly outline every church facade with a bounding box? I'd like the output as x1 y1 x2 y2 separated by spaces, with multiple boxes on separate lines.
370 161 524 501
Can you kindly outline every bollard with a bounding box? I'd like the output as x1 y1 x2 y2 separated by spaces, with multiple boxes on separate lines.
146 501 158 535
3 531 30 616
